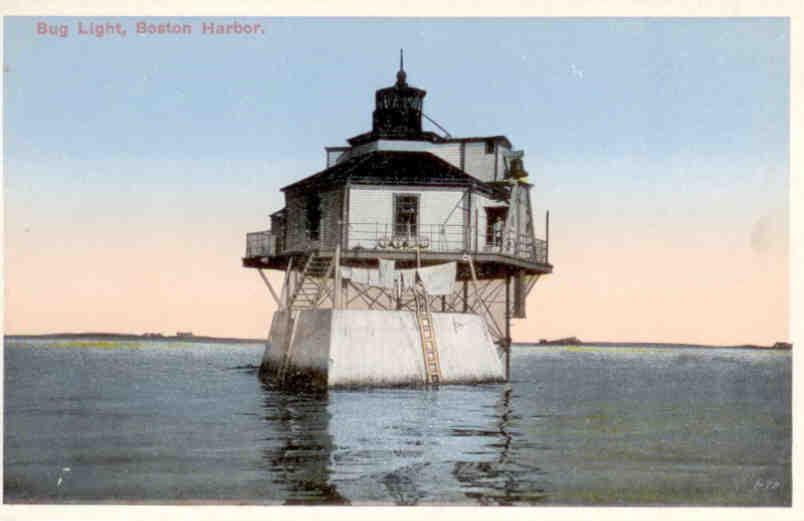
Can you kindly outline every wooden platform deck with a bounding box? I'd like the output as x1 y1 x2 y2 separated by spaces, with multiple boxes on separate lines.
243 247 553 279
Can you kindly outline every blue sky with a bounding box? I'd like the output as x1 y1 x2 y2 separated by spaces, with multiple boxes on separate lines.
5 18 788 161
3 17 790 342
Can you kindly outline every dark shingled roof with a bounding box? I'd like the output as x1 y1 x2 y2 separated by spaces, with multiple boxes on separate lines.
347 130 444 146
281 150 499 196
345 132 512 148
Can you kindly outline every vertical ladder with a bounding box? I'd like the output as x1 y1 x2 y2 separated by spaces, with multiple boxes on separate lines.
412 266 440 386
416 311 442 385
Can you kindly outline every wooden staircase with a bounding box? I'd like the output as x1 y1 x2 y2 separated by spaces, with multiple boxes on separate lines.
276 252 333 384
287 253 333 311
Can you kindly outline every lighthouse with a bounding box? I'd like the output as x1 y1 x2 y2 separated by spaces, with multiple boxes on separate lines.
243 54 553 390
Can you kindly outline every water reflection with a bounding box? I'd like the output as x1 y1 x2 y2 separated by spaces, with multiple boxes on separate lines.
259 383 348 504
452 386 548 505
258 383 548 505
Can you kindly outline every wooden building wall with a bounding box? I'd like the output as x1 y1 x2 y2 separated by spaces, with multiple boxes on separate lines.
284 187 344 251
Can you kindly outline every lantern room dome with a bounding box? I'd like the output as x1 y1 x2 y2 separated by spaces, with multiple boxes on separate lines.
371 51 427 139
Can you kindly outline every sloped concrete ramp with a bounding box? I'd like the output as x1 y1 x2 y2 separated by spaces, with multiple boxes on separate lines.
260 309 504 388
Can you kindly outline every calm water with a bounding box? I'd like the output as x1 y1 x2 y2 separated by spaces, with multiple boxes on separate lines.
4 339 791 505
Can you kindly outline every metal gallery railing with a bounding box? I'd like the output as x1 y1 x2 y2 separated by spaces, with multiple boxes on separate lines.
346 222 548 264
246 223 548 264
347 222 466 252
483 230 548 264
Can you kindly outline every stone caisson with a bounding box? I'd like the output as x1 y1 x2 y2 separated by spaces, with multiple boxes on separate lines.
260 309 505 390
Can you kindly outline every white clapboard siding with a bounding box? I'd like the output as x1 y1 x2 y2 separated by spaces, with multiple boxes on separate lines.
462 141 496 182
348 185 467 250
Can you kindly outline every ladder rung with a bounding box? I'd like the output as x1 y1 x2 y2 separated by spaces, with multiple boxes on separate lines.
416 311 442 385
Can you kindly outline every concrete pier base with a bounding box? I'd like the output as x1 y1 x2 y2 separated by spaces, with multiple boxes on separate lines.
259 309 505 389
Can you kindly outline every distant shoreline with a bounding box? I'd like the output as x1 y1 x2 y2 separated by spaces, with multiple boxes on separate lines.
3 333 791 350
524 339 792 351
3 333 264 344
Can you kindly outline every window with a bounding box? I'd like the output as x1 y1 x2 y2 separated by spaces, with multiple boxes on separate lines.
485 206 508 248
304 193 321 241
393 194 419 237
485 138 496 155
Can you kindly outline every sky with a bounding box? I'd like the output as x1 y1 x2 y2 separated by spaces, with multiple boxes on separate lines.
3 17 790 344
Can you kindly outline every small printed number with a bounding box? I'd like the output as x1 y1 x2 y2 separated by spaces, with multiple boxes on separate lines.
753 479 781 490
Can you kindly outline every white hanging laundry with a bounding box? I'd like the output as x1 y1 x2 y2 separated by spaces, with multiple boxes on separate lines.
417 262 457 296
378 258 396 289
342 264 395 288
366 269 381 287
398 268 417 290
348 267 370 285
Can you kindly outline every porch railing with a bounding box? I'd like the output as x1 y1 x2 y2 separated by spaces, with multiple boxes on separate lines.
347 222 466 252
245 223 548 264
245 230 276 258
346 222 548 264
483 230 547 263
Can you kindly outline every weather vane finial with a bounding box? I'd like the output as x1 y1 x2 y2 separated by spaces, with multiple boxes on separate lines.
396 48 407 86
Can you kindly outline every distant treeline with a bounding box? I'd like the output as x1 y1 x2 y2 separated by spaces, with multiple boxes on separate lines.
528 337 792 350
5 333 265 344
